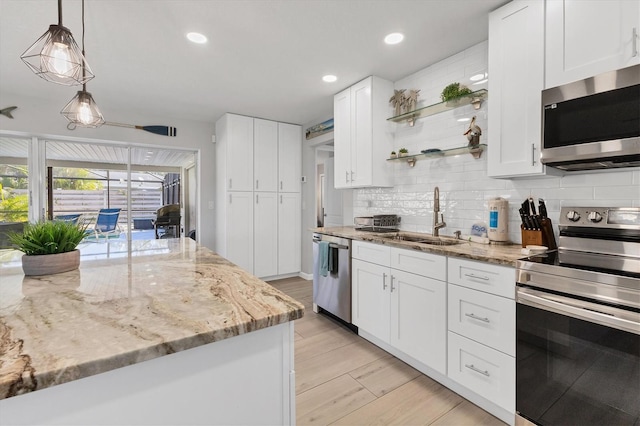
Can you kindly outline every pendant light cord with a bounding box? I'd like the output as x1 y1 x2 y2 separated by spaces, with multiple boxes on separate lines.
57 0 62 26
81 0 86 91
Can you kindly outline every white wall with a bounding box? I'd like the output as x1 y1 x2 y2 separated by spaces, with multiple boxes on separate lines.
0 90 216 249
352 41 640 244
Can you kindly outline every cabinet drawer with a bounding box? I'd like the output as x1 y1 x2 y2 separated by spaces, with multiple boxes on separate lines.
448 332 515 413
390 247 446 281
352 241 390 265
448 284 515 356
447 257 515 299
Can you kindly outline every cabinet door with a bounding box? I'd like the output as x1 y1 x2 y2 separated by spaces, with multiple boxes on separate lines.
352 259 390 343
254 119 278 192
390 269 447 374
226 192 254 274
333 86 352 189
350 77 373 187
487 0 546 178
226 114 254 191
278 123 301 193
277 192 301 275
254 192 278 278
545 0 640 89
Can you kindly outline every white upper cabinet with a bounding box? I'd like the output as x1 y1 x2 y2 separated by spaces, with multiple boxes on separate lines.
333 86 352 189
254 119 278 192
278 123 302 193
487 0 547 178
333 76 393 189
545 0 640 89
224 114 254 191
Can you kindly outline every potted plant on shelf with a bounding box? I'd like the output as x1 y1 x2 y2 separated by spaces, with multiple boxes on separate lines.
390 151 397 159
8 220 87 276
440 82 472 106
398 148 409 157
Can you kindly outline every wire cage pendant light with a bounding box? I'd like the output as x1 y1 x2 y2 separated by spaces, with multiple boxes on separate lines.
60 0 104 128
20 0 94 86
61 84 105 128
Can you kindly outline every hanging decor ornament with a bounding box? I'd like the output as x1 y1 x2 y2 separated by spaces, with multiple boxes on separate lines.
60 0 104 128
20 0 95 86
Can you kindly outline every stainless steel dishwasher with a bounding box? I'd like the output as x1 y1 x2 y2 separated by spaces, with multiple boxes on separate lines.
312 233 353 325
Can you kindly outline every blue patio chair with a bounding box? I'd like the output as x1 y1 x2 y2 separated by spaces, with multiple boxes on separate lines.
85 208 122 240
54 214 81 224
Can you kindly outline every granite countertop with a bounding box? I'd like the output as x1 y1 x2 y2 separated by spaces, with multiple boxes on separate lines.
312 226 526 266
0 238 304 400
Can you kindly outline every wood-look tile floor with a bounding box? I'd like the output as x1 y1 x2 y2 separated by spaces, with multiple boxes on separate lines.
269 277 506 426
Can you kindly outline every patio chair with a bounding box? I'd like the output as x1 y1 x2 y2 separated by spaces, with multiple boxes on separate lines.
54 214 81 224
85 208 122 240
153 204 181 239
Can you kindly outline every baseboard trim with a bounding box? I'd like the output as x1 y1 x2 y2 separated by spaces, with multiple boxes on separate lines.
298 272 312 280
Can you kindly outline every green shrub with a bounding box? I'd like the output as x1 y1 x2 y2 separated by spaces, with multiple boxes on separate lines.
8 220 87 255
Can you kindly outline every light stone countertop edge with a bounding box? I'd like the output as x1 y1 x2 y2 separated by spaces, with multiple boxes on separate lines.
312 226 526 266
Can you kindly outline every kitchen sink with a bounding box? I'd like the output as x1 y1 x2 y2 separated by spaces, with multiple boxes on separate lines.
378 233 462 246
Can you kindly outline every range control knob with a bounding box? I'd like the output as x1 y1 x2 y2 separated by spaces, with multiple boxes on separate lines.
588 211 603 223
566 210 581 222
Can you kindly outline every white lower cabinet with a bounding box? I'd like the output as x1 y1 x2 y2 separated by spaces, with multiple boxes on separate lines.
390 269 446 374
254 192 278 278
352 241 447 374
352 258 391 342
447 257 515 415
448 331 515 412
226 192 254 273
352 242 517 418
278 192 301 275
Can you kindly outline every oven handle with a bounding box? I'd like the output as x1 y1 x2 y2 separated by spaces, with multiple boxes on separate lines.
517 287 640 335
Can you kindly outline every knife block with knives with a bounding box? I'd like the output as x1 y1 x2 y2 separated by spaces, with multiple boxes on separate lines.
519 198 557 249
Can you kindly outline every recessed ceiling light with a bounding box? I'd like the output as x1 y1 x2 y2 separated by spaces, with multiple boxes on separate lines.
322 75 337 83
186 32 207 44
457 117 471 122
470 72 488 81
384 33 404 45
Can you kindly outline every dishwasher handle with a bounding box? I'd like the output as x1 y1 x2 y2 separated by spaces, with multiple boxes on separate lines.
329 243 349 250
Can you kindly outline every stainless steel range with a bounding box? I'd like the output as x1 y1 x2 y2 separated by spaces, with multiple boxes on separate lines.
515 207 640 426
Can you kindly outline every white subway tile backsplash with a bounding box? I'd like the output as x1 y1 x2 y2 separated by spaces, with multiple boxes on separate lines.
354 41 639 243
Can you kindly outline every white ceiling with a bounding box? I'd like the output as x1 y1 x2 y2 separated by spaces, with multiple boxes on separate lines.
0 0 508 126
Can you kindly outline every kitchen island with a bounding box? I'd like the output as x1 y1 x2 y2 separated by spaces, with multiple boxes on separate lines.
0 238 304 425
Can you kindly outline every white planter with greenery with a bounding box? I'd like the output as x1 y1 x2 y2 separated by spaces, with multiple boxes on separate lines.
8 221 86 276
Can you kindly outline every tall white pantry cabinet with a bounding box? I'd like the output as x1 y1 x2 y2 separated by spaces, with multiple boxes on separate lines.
215 113 301 278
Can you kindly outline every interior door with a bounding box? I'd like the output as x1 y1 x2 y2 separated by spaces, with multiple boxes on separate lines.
322 157 343 227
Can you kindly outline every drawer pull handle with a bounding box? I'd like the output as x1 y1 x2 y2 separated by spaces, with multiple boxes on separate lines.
465 364 490 377
383 273 388 290
465 313 490 323
464 273 489 281
390 275 395 292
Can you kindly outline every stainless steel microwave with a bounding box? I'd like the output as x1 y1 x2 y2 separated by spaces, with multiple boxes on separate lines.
541 64 640 172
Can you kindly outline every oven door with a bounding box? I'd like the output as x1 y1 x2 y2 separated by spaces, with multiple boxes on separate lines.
516 287 640 426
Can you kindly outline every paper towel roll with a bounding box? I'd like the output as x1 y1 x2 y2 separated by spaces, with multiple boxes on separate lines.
488 197 509 242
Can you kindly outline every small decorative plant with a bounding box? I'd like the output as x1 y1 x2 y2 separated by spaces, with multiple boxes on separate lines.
440 82 472 103
390 151 397 158
8 220 86 256
398 148 409 157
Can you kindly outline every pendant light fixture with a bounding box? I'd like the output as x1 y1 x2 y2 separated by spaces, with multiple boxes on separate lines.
60 0 104 128
20 0 94 86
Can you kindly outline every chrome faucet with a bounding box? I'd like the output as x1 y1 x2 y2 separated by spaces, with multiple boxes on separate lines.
433 186 446 237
